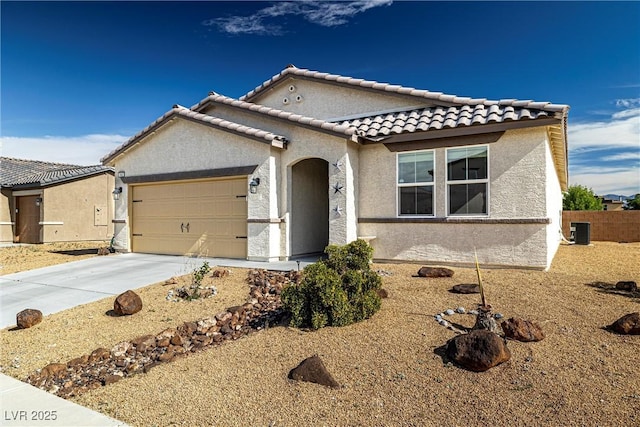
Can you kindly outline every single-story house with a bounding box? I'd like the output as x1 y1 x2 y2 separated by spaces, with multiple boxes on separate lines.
0 157 114 244
102 65 569 270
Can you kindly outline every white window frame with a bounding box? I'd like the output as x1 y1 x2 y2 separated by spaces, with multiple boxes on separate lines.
396 149 436 217
446 144 490 217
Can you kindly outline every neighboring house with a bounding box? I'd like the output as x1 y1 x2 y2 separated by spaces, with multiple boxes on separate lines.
0 157 114 244
600 197 625 211
102 65 569 270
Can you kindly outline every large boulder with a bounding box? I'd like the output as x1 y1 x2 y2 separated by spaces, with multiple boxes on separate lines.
288 355 340 388
446 330 511 372
615 281 638 292
113 290 142 316
417 267 454 278
610 312 640 335
16 309 43 329
501 318 545 342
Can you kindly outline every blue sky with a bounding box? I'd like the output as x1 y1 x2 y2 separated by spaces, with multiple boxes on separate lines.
1 1 639 195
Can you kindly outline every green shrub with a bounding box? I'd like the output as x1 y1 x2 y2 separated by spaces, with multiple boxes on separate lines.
281 239 382 329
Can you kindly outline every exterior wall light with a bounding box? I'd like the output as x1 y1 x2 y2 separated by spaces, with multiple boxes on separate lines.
35 197 43 207
112 187 123 201
117 171 126 178
249 177 261 194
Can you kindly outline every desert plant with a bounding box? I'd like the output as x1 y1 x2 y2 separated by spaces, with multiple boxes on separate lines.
471 248 500 334
281 239 382 329
186 261 211 300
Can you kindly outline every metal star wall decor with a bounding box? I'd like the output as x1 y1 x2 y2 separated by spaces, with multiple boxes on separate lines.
333 205 343 216
332 182 344 194
332 159 343 171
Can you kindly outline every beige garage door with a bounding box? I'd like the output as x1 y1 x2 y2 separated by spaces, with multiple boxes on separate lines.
131 177 247 258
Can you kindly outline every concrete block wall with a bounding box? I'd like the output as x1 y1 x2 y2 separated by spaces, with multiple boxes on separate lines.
562 210 640 242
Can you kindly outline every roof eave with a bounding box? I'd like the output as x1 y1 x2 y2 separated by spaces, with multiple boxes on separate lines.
7 168 114 190
192 95 359 142
101 108 289 165
374 117 563 145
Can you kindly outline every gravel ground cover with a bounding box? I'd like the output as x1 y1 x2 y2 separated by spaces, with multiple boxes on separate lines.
1 241 639 426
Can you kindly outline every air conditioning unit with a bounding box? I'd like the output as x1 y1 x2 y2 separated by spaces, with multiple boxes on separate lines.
570 222 591 245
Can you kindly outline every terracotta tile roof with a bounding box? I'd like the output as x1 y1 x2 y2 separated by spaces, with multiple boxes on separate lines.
101 106 290 164
0 157 113 188
191 93 359 139
240 65 570 114
336 104 559 139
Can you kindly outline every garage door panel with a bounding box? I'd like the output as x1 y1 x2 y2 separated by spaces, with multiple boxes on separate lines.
131 177 247 258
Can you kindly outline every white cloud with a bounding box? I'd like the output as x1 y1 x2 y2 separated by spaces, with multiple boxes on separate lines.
601 151 640 162
569 167 639 196
615 98 640 108
568 106 640 195
0 134 129 166
568 108 640 151
203 0 393 35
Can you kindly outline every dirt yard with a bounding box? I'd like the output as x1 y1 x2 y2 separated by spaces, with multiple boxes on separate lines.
0 241 110 275
1 241 639 426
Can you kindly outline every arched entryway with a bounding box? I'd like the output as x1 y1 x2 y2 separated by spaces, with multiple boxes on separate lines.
290 158 329 257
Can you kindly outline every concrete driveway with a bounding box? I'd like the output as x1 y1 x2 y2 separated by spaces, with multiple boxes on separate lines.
0 252 311 329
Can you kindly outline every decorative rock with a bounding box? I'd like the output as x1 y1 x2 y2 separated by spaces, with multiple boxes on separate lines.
88 348 110 362
446 330 511 372
456 307 466 314
288 355 339 388
131 335 155 353
494 313 504 320
211 268 231 278
501 318 545 342
113 290 142 316
439 319 450 327
610 312 640 335
16 309 43 329
111 341 131 358
615 281 638 292
97 247 110 256
376 288 389 299
417 267 454 278
451 284 480 294
26 268 298 399
103 374 122 385
41 363 67 378
469 310 479 316
215 311 232 323
445 309 455 316
434 314 442 321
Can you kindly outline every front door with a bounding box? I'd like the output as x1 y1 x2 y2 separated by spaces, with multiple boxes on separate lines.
15 195 41 243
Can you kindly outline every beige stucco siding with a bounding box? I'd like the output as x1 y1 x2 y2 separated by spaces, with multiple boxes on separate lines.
357 127 556 269
0 189 14 242
358 127 550 219
545 135 564 267
41 173 114 242
280 127 358 254
249 77 431 120
359 222 549 268
109 119 273 255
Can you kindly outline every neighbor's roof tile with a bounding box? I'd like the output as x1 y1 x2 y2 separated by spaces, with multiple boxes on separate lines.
0 157 112 188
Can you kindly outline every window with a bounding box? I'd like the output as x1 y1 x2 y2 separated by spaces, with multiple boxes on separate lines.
397 151 434 215
447 146 488 215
